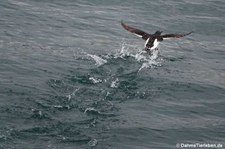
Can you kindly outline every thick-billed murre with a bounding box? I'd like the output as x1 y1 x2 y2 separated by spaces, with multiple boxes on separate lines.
121 21 192 52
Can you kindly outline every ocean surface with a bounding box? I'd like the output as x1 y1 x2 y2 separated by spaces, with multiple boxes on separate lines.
1 0 225 149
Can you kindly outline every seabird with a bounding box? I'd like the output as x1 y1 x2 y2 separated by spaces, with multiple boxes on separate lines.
121 21 192 53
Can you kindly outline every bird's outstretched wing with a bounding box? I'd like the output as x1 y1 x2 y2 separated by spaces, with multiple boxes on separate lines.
121 21 151 40
162 32 192 39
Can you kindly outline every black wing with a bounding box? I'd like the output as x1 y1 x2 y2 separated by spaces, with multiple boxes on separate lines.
162 32 192 39
121 21 151 40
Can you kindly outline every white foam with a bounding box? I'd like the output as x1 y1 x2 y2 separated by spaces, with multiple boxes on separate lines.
65 88 80 102
88 139 98 147
110 78 119 88
66 94 71 101
89 77 102 84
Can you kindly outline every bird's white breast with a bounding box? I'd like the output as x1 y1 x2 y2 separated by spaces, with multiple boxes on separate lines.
150 39 159 50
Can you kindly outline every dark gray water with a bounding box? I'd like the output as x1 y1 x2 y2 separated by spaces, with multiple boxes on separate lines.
1 0 225 149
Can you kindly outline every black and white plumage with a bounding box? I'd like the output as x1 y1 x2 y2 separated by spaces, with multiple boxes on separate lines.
121 21 192 52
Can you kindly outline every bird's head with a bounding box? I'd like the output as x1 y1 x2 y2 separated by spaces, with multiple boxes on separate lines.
155 31 163 35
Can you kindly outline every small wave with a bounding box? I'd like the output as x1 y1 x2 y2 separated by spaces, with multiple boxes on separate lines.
84 107 99 114
84 107 115 117
0 135 7 141
53 105 71 110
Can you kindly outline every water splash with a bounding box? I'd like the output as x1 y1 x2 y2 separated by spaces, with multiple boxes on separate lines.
117 43 132 58
83 41 162 71
87 54 107 66
138 60 160 71
114 42 162 71
135 49 161 71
